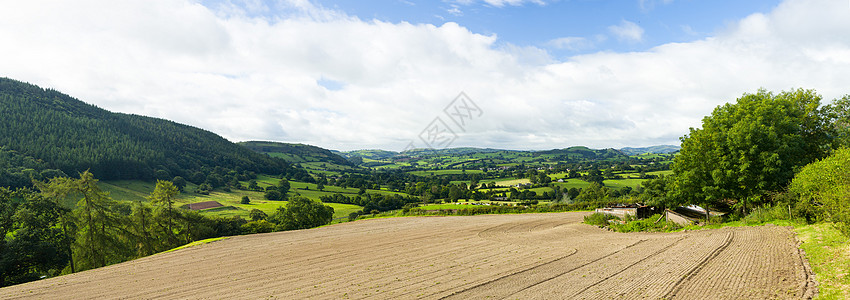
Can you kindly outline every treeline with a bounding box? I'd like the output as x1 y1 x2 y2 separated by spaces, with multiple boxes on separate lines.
402 200 628 216
0 78 302 185
319 193 419 216
0 146 69 188
0 172 334 287
636 89 850 235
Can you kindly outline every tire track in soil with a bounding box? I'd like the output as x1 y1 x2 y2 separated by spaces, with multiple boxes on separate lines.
661 231 734 299
560 236 687 299
439 239 649 300
357 217 586 299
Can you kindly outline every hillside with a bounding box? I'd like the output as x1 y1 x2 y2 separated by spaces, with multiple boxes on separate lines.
536 146 628 161
239 141 353 166
0 78 301 186
401 147 504 157
619 145 681 155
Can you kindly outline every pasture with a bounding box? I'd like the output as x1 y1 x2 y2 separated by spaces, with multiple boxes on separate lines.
99 177 366 220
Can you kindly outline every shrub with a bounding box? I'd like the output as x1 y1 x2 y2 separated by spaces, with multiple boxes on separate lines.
583 213 619 227
610 214 680 232
742 204 792 225
241 220 275 234
790 147 850 236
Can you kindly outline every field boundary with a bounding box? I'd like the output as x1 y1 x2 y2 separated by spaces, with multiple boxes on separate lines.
794 231 819 299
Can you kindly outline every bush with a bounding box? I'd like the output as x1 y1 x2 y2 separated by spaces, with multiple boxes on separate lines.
610 214 680 232
264 189 282 200
742 204 793 225
583 213 619 227
240 196 250 204
241 220 275 234
791 147 850 236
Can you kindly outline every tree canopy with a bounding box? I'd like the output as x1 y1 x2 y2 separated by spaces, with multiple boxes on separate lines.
672 88 836 212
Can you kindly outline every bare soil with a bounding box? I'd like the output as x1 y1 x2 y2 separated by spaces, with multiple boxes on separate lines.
0 212 815 299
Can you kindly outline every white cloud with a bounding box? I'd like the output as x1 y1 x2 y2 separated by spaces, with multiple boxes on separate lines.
447 5 463 16
608 20 645 42
0 0 849 151
547 37 594 51
448 0 548 8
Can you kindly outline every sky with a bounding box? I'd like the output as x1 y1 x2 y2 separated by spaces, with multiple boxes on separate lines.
2 0 850 151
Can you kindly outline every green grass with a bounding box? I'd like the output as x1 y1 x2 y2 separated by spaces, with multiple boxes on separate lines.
528 186 554 194
551 179 592 190
602 178 643 190
100 178 364 220
646 170 673 176
794 223 850 299
494 178 530 186
163 237 228 253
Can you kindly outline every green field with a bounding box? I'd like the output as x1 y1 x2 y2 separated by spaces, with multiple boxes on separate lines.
99 178 364 220
602 178 643 190
494 178 530 186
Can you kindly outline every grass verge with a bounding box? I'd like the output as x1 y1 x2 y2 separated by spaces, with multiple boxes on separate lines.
163 237 228 253
794 223 850 300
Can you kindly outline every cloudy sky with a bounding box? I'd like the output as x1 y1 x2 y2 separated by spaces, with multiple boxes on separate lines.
2 0 849 151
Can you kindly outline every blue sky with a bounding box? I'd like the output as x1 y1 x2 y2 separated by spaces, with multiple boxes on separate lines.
205 0 782 56
2 0 849 151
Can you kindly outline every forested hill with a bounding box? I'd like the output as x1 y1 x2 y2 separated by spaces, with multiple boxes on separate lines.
239 141 353 166
0 78 301 187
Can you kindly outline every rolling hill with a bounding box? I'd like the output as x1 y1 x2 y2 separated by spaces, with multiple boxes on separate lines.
239 141 353 166
0 78 301 186
618 145 681 155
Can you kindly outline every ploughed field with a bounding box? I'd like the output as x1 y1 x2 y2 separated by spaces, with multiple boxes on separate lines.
0 212 816 299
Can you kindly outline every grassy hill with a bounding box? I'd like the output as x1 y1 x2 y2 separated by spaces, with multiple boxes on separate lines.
0 78 302 186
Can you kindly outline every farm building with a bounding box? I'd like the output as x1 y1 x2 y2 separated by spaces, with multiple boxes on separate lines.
187 201 224 210
595 204 654 219
664 205 724 225
664 209 700 226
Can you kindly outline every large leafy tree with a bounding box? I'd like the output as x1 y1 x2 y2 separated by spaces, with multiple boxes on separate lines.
673 89 835 213
0 188 71 287
268 197 334 231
